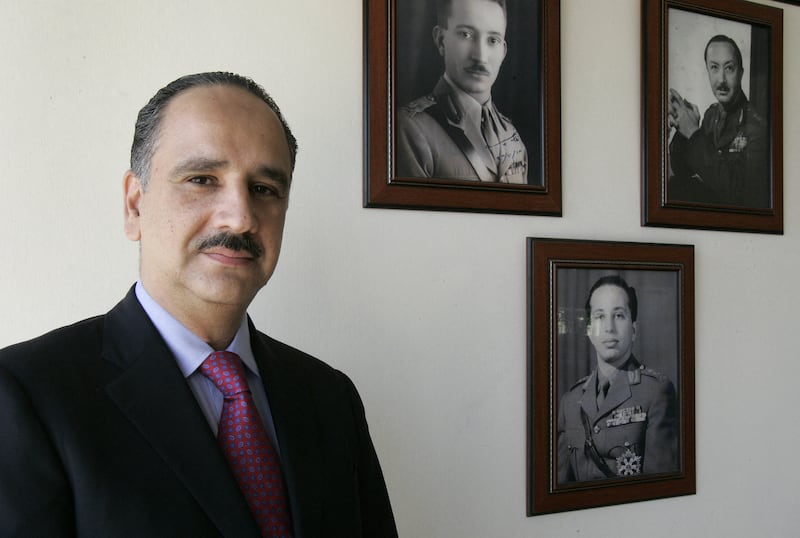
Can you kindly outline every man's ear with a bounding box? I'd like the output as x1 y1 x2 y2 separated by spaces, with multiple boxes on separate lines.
432 26 445 56
123 170 143 241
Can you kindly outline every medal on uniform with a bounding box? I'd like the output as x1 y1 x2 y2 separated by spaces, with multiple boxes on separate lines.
616 448 642 476
606 406 646 427
730 132 748 153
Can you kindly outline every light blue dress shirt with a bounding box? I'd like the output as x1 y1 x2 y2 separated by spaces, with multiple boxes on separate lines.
134 281 280 452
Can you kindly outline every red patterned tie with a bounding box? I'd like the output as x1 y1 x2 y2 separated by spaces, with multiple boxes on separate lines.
200 351 292 538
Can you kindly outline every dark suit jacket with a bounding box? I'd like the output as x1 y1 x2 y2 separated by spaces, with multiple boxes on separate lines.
0 288 397 537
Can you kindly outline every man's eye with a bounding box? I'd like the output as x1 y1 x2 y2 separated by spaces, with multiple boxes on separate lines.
489 37 502 46
458 30 473 39
189 176 213 185
252 184 277 197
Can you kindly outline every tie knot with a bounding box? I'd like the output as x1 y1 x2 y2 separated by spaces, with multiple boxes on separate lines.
599 378 611 396
200 351 249 398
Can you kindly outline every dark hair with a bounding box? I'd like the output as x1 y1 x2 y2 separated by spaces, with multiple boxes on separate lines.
704 34 743 71
130 72 298 188
435 0 507 28
584 275 638 323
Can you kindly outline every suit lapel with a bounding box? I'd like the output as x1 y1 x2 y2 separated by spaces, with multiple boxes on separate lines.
102 290 260 538
251 327 323 538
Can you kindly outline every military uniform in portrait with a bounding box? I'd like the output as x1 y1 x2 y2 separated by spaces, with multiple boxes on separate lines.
557 356 679 484
396 77 527 184
669 92 768 207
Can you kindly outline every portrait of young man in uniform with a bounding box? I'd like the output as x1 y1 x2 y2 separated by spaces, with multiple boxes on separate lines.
394 0 541 185
666 10 771 208
556 272 680 484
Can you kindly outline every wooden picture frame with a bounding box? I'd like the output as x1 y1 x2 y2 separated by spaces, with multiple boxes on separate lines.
363 0 562 215
641 0 783 233
527 238 695 516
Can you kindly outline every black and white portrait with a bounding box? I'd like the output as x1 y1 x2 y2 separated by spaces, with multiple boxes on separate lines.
555 268 680 484
394 0 541 185
666 8 771 208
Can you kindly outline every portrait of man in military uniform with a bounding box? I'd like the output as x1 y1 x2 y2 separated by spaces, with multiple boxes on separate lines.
666 9 771 208
556 272 680 485
394 0 540 185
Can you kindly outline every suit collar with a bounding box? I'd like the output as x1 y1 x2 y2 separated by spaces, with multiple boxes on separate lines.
102 288 261 538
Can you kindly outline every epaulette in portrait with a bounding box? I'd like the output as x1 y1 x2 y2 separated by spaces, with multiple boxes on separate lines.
400 94 438 118
640 366 670 383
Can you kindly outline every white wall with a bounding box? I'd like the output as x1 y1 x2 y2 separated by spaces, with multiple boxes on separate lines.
1 0 798 536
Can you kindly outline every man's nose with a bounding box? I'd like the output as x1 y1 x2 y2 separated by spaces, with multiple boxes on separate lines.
217 185 257 233
471 38 489 63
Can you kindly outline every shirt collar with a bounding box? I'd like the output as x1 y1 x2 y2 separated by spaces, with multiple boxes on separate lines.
442 74 489 124
134 281 260 379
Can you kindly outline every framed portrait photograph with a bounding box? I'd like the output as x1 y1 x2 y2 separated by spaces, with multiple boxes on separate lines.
363 0 561 215
527 238 695 516
642 0 783 233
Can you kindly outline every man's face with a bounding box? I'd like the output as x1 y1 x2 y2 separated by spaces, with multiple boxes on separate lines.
586 284 636 367
434 0 507 103
705 41 742 106
124 85 292 316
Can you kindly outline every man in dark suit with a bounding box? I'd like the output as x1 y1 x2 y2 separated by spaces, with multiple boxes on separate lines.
0 72 397 537
557 275 678 484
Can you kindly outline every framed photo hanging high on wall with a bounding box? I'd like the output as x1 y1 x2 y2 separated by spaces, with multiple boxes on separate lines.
642 0 783 233
364 0 562 215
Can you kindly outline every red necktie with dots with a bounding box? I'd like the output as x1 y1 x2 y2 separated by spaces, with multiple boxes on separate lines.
200 351 292 538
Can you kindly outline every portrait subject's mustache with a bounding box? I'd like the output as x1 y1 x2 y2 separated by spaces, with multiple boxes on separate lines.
198 232 264 258
466 63 491 76
715 82 730 92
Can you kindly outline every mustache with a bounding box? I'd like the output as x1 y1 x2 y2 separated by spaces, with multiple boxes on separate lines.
197 232 263 258
715 82 730 92
466 63 491 76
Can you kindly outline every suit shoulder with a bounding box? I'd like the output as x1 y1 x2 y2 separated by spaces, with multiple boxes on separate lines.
0 315 104 372
253 332 364 416
254 331 345 380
